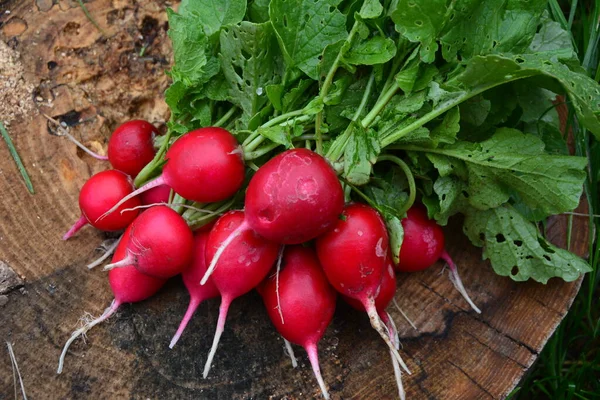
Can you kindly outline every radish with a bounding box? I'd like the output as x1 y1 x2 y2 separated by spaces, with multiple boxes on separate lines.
259 246 336 400
100 127 245 218
140 184 172 205
63 170 141 240
107 120 158 177
245 148 344 244
202 210 279 378
103 205 194 279
343 258 406 400
169 230 219 349
201 148 343 284
57 224 166 373
316 203 410 374
397 205 481 313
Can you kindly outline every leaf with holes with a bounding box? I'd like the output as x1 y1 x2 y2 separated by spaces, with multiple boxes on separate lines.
220 21 283 127
167 9 210 86
270 0 347 79
463 204 591 282
344 36 396 66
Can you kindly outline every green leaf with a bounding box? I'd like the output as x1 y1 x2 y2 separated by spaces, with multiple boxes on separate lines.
167 9 209 85
529 18 576 57
220 22 282 127
463 204 591 283
432 176 468 225
430 106 459 146
344 36 396 65
386 217 404 265
179 0 246 36
459 95 491 127
270 0 347 79
257 125 298 148
426 128 587 215
359 0 383 19
248 0 271 23
344 125 381 185
391 0 447 63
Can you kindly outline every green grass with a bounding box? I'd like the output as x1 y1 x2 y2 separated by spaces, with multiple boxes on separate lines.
516 1 600 398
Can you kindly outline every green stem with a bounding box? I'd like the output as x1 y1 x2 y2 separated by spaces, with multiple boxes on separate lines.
170 193 188 215
0 121 34 194
340 177 380 210
244 134 266 153
214 107 237 128
353 72 376 122
361 80 400 129
244 143 281 160
261 109 305 129
134 129 172 187
314 112 323 155
377 155 416 216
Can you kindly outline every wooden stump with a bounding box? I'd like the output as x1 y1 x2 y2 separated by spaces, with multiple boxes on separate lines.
0 1 588 399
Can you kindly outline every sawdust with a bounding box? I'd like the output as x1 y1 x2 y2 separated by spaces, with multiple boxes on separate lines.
0 40 34 125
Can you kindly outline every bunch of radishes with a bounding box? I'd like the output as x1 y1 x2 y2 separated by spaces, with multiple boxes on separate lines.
57 120 480 399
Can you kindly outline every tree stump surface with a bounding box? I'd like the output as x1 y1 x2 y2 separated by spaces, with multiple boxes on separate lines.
0 1 589 399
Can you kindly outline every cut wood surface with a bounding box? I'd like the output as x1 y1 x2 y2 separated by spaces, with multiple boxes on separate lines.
0 1 589 399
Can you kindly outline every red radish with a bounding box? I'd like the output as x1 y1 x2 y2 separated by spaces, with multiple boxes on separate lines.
103 205 194 279
397 205 481 313
63 170 141 240
140 184 172 205
169 230 219 349
316 203 410 373
260 246 336 400
245 148 344 244
107 120 158 177
343 258 406 400
201 148 343 284
202 210 279 378
100 127 245 219
57 224 166 373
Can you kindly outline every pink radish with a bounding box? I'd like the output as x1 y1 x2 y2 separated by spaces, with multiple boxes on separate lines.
100 127 245 219
259 246 336 400
397 205 481 313
316 203 410 373
107 120 158 177
103 205 194 279
140 184 172 205
202 210 279 378
169 230 219 348
63 170 141 240
57 224 166 373
201 148 343 284
245 148 344 244
343 258 406 400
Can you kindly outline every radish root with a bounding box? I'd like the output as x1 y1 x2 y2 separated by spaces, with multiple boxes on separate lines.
63 215 88 241
203 298 231 378
200 221 248 285
57 300 120 373
87 237 121 269
365 301 411 375
283 339 298 368
275 246 285 325
169 298 201 349
96 176 167 222
6 341 28 400
43 114 108 161
103 254 134 271
382 312 405 400
392 298 418 331
306 343 330 400
441 251 481 314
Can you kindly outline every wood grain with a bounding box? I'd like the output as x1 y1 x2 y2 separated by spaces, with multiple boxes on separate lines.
0 1 589 399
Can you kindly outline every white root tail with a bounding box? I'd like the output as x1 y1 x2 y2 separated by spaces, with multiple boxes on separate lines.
441 251 481 314
43 113 108 161
306 344 330 400
283 339 298 368
365 302 411 375
275 246 285 325
6 341 28 400
200 221 248 285
202 299 231 378
87 237 121 269
57 300 120 374
382 311 406 400
96 176 166 222
392 298 418 331
103 253 134 271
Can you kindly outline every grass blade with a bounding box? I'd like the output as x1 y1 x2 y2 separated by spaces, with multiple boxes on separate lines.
0 121 34 194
